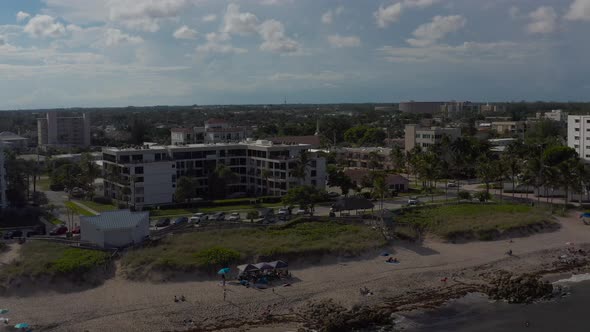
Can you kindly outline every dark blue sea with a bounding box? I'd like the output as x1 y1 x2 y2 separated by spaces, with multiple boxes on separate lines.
396 274 590 332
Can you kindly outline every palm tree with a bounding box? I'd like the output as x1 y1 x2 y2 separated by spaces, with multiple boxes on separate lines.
261 169 272 195
373 174 388 213
389 146 405 173
214 164 239 198
476 155 499 196
292 150 311 185
367 151 382 171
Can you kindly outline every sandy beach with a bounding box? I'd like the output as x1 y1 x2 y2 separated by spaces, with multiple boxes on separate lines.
2 212 590 331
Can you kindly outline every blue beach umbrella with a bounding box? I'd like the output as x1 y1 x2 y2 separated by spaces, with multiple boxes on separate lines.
217 267 230 275
0 309 8 314
14 323 29 329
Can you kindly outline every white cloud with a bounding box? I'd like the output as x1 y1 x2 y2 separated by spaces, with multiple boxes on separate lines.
202 14 217 22
509 6 520 19
206 32 230 43
321 6 344 24
173 25 198 40
109 0 191 32
269 71 346 81
24 15 66 38
374 0 439 28
327 34 361 48
222 3 259 36
565 0 590 21
196 42 247 55
527 6 557 34
406 15 466 47
378 41 542 63
104 28 143 46
258 19 300 53
258 0 294 5
16 11 31 23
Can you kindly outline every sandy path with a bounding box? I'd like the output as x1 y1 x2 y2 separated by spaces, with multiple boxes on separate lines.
0 243 21 265
1 213 590 331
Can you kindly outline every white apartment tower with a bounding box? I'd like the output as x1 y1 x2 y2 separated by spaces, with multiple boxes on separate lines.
37 112 91 147
567 115 590 160
0 141 7 209
102 140 326 208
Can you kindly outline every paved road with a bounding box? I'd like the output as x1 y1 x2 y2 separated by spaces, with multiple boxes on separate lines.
44 189 80 229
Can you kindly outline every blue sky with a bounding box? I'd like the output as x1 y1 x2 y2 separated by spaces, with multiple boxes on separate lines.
0 0 590 109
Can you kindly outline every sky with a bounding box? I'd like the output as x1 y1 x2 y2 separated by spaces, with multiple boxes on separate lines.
1 0 590 109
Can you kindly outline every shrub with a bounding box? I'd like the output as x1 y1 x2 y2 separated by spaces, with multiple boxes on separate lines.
50 248 110 274
93 196 113 205
193 247 241 267
474 191 492 202
246 210 258 221
458 191 472 201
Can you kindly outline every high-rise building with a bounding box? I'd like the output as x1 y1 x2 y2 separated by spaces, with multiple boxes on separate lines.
0 141 7 209
102 140 326 208
37 112 91 147
568 115 590 160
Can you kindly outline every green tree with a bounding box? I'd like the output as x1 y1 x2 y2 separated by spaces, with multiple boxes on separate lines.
261 169 272 195
292 150 311 185
367 151 383 171
282 185 324 215
476 155 500 195
175 176 197 203
327 168 353 197
389 146 405 172
372 174 388 212
210 164 239 198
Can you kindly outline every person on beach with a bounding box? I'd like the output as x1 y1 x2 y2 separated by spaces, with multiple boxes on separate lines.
507 249 513 256
223 289 227 301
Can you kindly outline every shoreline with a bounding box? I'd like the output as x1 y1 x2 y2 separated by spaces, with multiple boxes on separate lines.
2 213 590 331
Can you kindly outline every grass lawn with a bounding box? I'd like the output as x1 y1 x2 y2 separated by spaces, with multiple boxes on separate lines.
149 203 283 217
77 200 117 213
64 201 95 216
396 203 554 241
37 177 51 191
0 241 110 287
122 221 386 277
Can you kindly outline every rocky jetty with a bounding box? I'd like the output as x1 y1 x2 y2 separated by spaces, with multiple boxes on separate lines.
298 299 393 332
486 272 553 303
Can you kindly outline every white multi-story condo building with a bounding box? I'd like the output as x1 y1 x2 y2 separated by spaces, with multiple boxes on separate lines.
404 125 461 151
568 115 590 160
102 140 326 207
37 112 91 147
0 141 7 209
171 118 250 145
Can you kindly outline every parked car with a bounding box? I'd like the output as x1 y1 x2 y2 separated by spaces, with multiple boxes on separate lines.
278 208 290 216
210 212 226 221
447 182 459 188
327 191 340 198
295 208 308 215
155 218 171 227
408 197 420 205
71 226 81 234
190 213 207 223
2 230 23 239
173 216 188 225
50 225 68 236
228 212 241 221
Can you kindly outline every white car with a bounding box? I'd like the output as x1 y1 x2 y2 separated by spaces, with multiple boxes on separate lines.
189 213 207 223
228 212 241 221
447 182 459 188
295 208 308 215
278 208 290 215
408 197 420 205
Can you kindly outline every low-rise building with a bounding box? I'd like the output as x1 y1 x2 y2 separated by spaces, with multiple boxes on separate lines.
404 125 461 151
440 101 481 119
171 119 250 145
0 132 28 149
102 140 326 208
536 109 567 124
336 147 393 170
80 210 150 248
343 168 409 192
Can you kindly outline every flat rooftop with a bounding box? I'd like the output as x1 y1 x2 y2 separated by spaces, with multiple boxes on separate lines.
103 140 312 152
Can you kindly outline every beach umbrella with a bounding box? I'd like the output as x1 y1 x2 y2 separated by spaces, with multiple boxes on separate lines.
14 323 29 329
269 260 288 269
254 262 274 270
217 267 230 275
237 264 260 273
0 309 8 314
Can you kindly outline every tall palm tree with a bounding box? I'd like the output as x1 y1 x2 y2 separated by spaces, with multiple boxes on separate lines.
292 150 311 185
389 146 405 173
367 151 382 171
373 174 388 213
261 169 272 195
214 164 239 198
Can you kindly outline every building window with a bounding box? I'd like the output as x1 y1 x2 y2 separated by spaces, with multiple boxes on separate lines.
575 145 580 148
135 197 144 203
575 128 580 131
135 166 144 174
575 136 580 140
576 119 580 123
311 170 317 177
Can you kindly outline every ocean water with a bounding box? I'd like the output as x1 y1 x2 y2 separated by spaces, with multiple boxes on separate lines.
398 274 590 332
